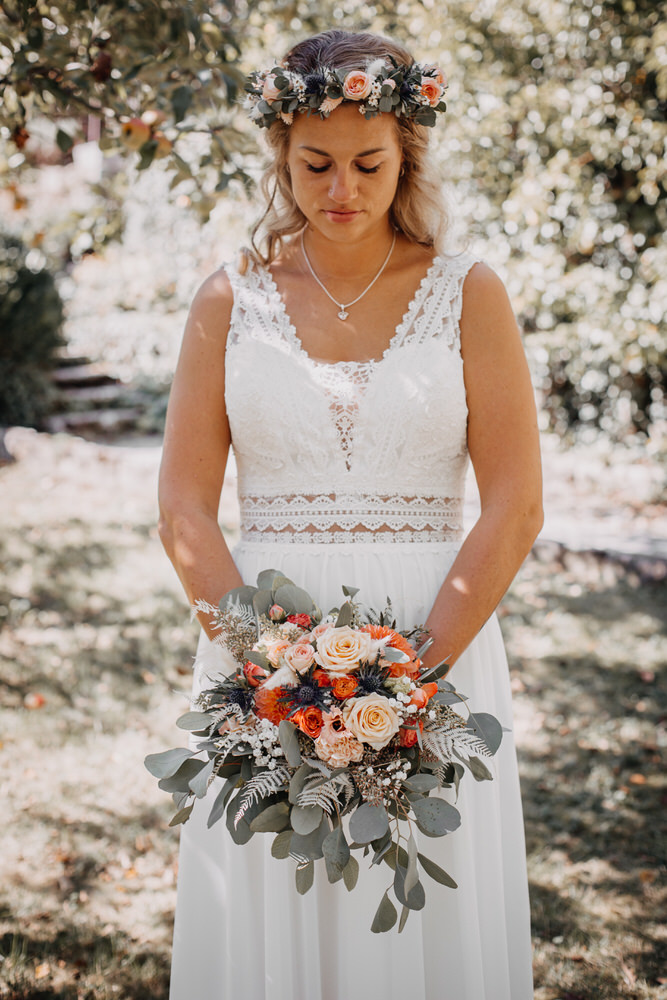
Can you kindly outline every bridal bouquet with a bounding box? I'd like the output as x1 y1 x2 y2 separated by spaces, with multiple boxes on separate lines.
145 570 503 933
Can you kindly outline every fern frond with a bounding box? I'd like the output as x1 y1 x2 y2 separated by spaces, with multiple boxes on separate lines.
297 772 356 815
234 766 290 825
423 726 491 762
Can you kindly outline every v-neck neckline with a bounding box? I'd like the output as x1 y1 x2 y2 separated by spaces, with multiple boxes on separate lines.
261 255 443 368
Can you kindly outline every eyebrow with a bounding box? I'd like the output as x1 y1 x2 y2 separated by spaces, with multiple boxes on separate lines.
299 145 387 157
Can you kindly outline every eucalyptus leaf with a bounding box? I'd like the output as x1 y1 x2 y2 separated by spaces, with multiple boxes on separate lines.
398 904 411 933
402 774 440 794
334 601 353 628
349 803 389 844
466 712 503 755
256 569 284 590
382 843 409 871
342 854 359 891
323 824 350 878
433 689 468 706
189 757 215 798
380 645 410 663
291 803 323 836
404 833 419 896
289 763 315 805
271 829 293 859
371 889 398 933
244 649 270 670
295 861 314 895
207 775 238 828
176 711 214 732
278 720 302 767
252 589 272 619
250 801 290 833
341 585 360 599
412 797 461 837
158 757 207 793
418 660 452 684
417 852 458 888
144 747 193 779
220 585 257 611
169 803 194 827
290 814 330 861
274 582 314 615
465 756 493 782
394 864 426 910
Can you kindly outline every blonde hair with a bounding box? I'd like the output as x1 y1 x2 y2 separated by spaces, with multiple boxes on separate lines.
248 30 450 265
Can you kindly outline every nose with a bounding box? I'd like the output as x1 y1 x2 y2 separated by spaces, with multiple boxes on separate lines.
328 166 357 204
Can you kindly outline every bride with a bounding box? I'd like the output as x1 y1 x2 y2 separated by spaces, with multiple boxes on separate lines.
158 28 542 1000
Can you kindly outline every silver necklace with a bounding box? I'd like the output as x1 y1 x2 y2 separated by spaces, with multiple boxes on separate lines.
300 229 397 321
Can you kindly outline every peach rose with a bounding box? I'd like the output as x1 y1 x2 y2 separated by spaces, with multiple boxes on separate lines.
314 626 372 675
263 637 291 667
343 71 373 100
420 77 443 107
243 661 270 687
291 705 323 739
283 641 315 674
262 74 281 101
342 693 400 750
310 622 334 641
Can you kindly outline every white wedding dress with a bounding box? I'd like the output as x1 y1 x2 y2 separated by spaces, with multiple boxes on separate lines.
169 252 534 999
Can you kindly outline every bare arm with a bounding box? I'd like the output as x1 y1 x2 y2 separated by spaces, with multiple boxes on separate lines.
158 268 243 638
420 263 543 671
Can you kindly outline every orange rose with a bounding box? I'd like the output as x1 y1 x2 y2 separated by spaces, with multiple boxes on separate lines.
399 726 419 748
343 71 373 100
420 77 443 107
361 624 421 678
243 661 270 687
312 669 331 687
292 705 323 739
286 614 312 629
409 681 438 709
331 674 358 700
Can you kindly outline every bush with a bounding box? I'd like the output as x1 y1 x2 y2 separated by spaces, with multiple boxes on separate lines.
0 233 65 427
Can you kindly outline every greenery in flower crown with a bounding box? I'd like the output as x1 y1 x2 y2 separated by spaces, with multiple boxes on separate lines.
244 57 448 129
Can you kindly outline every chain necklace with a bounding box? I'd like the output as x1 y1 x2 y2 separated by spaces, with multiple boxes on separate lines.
300 229 397 321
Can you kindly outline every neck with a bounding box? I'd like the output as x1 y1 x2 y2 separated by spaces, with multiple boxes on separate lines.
301 223 397 280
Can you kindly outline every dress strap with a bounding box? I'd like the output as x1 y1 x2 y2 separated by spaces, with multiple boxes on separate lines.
400 252 480 354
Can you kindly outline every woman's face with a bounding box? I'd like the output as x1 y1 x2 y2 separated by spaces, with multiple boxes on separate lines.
285 103 403 245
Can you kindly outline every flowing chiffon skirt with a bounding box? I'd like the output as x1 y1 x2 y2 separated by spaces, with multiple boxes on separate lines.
169 540 534 1000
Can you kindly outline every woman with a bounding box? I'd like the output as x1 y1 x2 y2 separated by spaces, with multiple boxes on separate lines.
158 28 542 1000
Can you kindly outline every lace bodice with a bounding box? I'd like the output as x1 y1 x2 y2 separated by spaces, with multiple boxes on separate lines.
224 252 479 544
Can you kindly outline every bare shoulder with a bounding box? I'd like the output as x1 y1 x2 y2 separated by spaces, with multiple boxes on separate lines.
187 266 234 333
459 261 521 357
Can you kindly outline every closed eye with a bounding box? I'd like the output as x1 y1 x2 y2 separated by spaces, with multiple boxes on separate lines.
305 163 382 174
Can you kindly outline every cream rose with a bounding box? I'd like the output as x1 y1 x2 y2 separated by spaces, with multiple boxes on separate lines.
262 74 281 101
342 71 373 100
342 693 401 750
314 626 372 675
283 641 315 674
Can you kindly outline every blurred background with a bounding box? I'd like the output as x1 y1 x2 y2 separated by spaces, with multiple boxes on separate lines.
0 2 665 998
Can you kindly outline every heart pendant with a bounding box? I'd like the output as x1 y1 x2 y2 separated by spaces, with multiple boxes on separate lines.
338 309 349 321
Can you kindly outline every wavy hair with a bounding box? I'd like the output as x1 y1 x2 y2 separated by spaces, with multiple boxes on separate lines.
248 30 450 265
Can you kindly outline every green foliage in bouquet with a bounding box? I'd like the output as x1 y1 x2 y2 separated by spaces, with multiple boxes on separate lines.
0 232 64 427
146 570 504 933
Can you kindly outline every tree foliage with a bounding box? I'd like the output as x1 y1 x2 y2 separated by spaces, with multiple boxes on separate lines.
1 0 664 440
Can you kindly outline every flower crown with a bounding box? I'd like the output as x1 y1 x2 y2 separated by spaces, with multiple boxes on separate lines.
244 56 448 129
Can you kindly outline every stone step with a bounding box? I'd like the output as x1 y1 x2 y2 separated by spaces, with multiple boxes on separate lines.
45 407 144 435
54 383 133 406
51 363 121 389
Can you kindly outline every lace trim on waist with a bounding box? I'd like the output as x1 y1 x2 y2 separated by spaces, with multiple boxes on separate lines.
238 492 463 544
